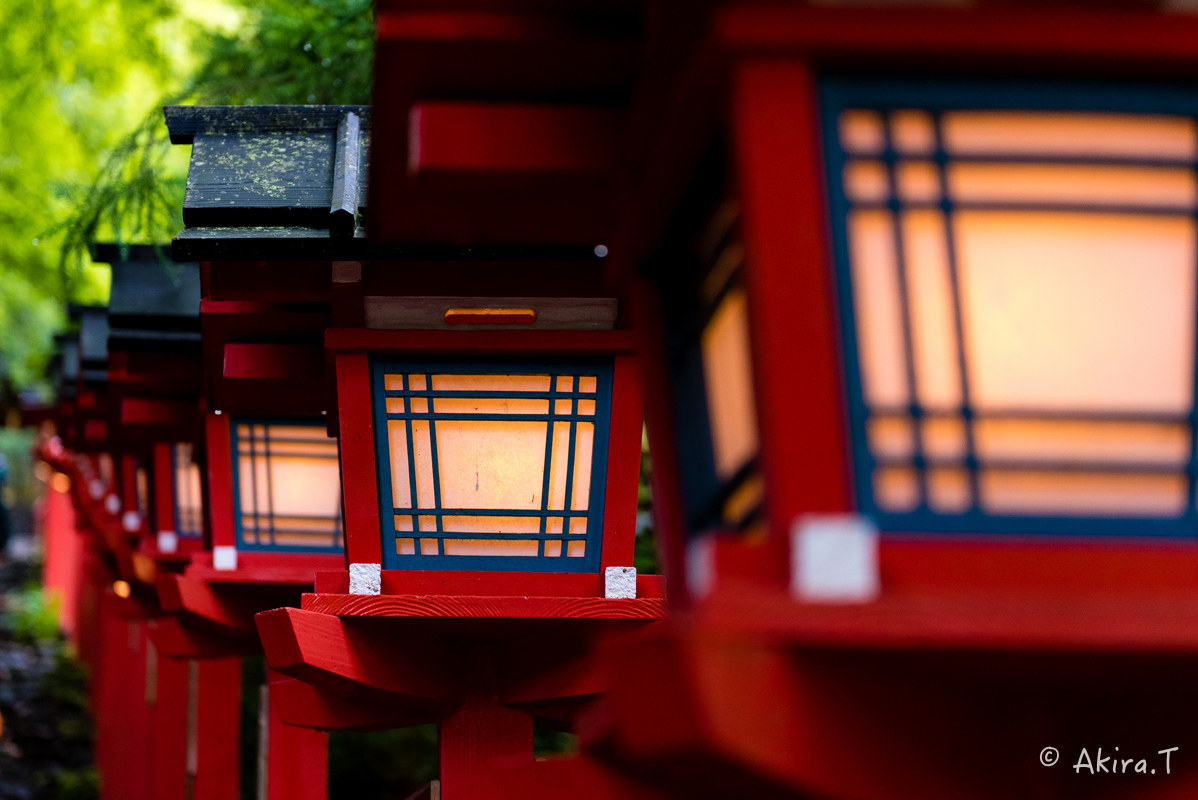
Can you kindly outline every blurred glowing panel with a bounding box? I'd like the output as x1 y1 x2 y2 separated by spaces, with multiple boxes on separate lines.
701 288 760 479
957 211 1195 413
927 468 971 513
235 422 343 551
949 163 1196 209
921 417 968 461
979 470 1187 517
866 416 914 460
903 210 961 409
874 467 919 512
942 112 1198 160
897 162 940 202
844 161 889 203
174 443 204 539
839 109 885 154
434 420 548 509
848 210 908 407
974 419 1190 466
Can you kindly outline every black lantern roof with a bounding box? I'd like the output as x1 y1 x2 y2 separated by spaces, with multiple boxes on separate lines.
92 244 201 352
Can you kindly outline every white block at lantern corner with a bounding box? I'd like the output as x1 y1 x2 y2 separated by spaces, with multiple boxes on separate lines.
122 511 141 533
791 515 880 603
604 566 637 599
212 546 238 571
349 563 382 595
157 531 178 554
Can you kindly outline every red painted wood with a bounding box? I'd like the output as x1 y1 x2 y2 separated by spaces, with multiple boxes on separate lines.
717 5 1198 66
317 570 666 598
441 689 533 800
411 103 618 174
336 353 381 565
255 607 457 703
599 354 642 570
733 59 852 587
157 575 258 633
185 551 342 584
194 658 242 800
223 342 325 380
121 398 196 427
153 655 190 800
120 453 139 517
149 617 255 660
300 593 668 620
204 411 236 549
41 474 82 635
269 675 437 732
265 670 328 800
326 327 637 355
153 442 175 537
494 755 670 800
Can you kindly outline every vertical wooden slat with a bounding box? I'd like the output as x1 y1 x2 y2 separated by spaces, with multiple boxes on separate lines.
337 353 383 565
205 412 236 549
599 354 645 570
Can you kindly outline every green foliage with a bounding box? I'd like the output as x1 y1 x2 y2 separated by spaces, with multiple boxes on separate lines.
635 426 660 574
3 586 61 643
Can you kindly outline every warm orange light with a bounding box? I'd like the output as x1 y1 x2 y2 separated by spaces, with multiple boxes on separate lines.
112 580 131 599
236 424 342 548
51 473 71 493
444 308 537 325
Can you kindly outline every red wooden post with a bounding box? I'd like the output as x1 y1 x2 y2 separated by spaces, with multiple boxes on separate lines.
194 657 243 800
336 353 381 566
265 669 328 800
204 411 236 551
153 654 191 800
153 442 175 540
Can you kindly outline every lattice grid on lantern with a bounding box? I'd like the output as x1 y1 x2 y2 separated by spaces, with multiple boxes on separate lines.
232 421 344 551
826 80 1198 535
173 443 204 539
373 361 612 571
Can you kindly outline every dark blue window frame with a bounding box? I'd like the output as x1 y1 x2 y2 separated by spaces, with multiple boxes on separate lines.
230 417 345 553
821 77 1198 539
371 358 614 572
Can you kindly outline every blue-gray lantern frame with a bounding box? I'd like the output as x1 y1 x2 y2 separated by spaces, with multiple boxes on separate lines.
822 76 1198 538
371 358 614 572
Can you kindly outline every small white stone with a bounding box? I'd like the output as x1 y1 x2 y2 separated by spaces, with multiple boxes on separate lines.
122 511 141 533
212 546 238 571
604 566 637 599
791 514 880 603
88 479 104 499
157 531 178 554
104 494 121 515
348 562 381 595
686 535 717 598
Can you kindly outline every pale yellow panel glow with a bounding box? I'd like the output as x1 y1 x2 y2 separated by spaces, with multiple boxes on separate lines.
892 110 936 155
420 539 440 554
418 515 437 531
943 112 1198 160
848 210 908 407
569 517 587 534
266 456 341 521
273 532 338 548
956 211 1195 413
571 422 595 511
397 538 416 555
566 540 586 557
395 515 414 531
385 376 405 391
544 540 562 556
578 400 596 416
409 375 427 391
555 399 573 415
547 517 563 533
903 210 961 409
444 539 541 556
949 163 1196 208
546 422 571 510
411 398 429 414
411 421 436 507
928 468 971 513
980 470 1187 517
974 419 1190 466
874 467 919 512
922 417 967 461
844 160 889 203
839 109 885 154
441 515 540 533
897 161 940 202
435 420 548 509
866 416 914 460
386 397 406 414
388 421 412 508
557 376 574 392
434 397 549 415
701 288 760 479
432 374 551 392
579 376 597 393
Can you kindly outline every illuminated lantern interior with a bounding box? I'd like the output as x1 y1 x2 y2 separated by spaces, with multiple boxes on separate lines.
173 442 204 539
232 421 344 551
373 362 612 570
833 89 1198 527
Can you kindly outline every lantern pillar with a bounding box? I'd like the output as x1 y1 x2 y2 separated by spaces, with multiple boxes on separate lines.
263 670 329 800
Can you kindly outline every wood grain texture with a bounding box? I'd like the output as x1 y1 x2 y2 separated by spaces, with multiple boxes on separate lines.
300 593 668 620
155 575 256 633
